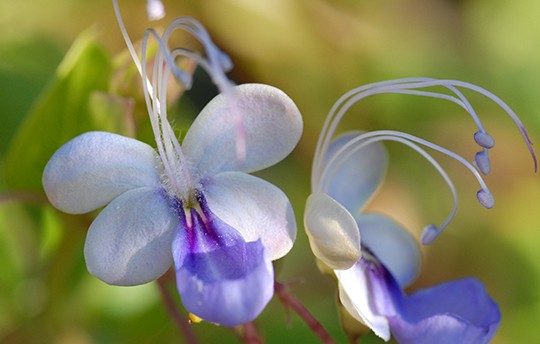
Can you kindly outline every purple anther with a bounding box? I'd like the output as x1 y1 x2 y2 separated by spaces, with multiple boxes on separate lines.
476 189 495 209
474 131 495 149
421 224 440 245
475 151 491 175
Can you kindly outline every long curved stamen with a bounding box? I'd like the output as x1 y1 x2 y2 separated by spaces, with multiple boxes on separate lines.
141 30 193 199
145 28 193 86
441 79 537 172
114 0 194 199
322 135 458 236
113 0 247 196
324 130 492 206
313 78 536 188
314 79 487 180
130 6 245 163
313 78 419 185
161 17 234 92
380 88 493 175
158 17 246 161
317 130 494 243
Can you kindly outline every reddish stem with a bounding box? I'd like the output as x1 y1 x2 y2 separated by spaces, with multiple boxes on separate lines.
274 281 335 344
241 322 264 344
156 276 198 344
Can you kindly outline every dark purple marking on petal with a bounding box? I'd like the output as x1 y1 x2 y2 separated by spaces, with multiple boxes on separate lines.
359 257 397 318
171 192 274 326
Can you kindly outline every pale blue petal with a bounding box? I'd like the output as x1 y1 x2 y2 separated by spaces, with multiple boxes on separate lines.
84 187 177 286
356 213 421 287
182 84 302 176
389 278 500 344
322 131 388 214
43 131 160 214
203 171 296 261
173 203 273 326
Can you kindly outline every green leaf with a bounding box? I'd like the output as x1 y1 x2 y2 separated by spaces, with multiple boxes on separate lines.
0 36 63 157
3 30 112 191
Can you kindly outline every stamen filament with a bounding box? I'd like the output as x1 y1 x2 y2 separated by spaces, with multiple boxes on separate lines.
317 130 495 242
158 17 246 161
315 79 487 180
161 17 234 92
319 134 458 243
313 78 536 189
137 5 246 163
319 130 489 193
113 0 261 191
141 32 188 198
112 0 187 191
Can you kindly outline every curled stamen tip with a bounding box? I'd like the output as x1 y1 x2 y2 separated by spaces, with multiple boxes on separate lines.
477 189 495 209
474 131 495 149
147 0 165 21
421 224 441 245
172 69 193 89
219 52 233 71
475 150 491 175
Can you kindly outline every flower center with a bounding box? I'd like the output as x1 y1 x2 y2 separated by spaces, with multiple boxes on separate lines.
170 191 248 264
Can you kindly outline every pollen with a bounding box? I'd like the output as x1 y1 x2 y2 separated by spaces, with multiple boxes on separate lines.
188 312 203 324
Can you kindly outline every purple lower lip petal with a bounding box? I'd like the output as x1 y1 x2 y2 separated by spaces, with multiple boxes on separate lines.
172 194 274 327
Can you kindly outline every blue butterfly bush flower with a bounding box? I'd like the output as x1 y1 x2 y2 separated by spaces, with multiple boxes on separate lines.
304 78 536 343
42 0 302 326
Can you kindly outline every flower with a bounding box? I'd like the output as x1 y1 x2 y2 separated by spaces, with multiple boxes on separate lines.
304 78 536 342
42 1 302 326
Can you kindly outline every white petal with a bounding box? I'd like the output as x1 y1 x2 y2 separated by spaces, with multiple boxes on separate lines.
182 83 302 176
336 263 391 340
304 193 360 270
84 187 177 286
322 131 388 214
203 171 296 261
43 131 160 214
356 213 421 287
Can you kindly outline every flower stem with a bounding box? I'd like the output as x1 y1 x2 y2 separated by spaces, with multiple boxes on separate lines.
241 322 264 344
274 281 335 344
156 275 198 344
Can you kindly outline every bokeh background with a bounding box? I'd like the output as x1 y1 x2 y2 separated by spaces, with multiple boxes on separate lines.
1 0 539 343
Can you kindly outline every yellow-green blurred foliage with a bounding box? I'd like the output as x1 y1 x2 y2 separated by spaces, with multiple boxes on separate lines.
1 0 539 343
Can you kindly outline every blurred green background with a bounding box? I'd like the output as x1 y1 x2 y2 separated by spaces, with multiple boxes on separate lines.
1 0 539 343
